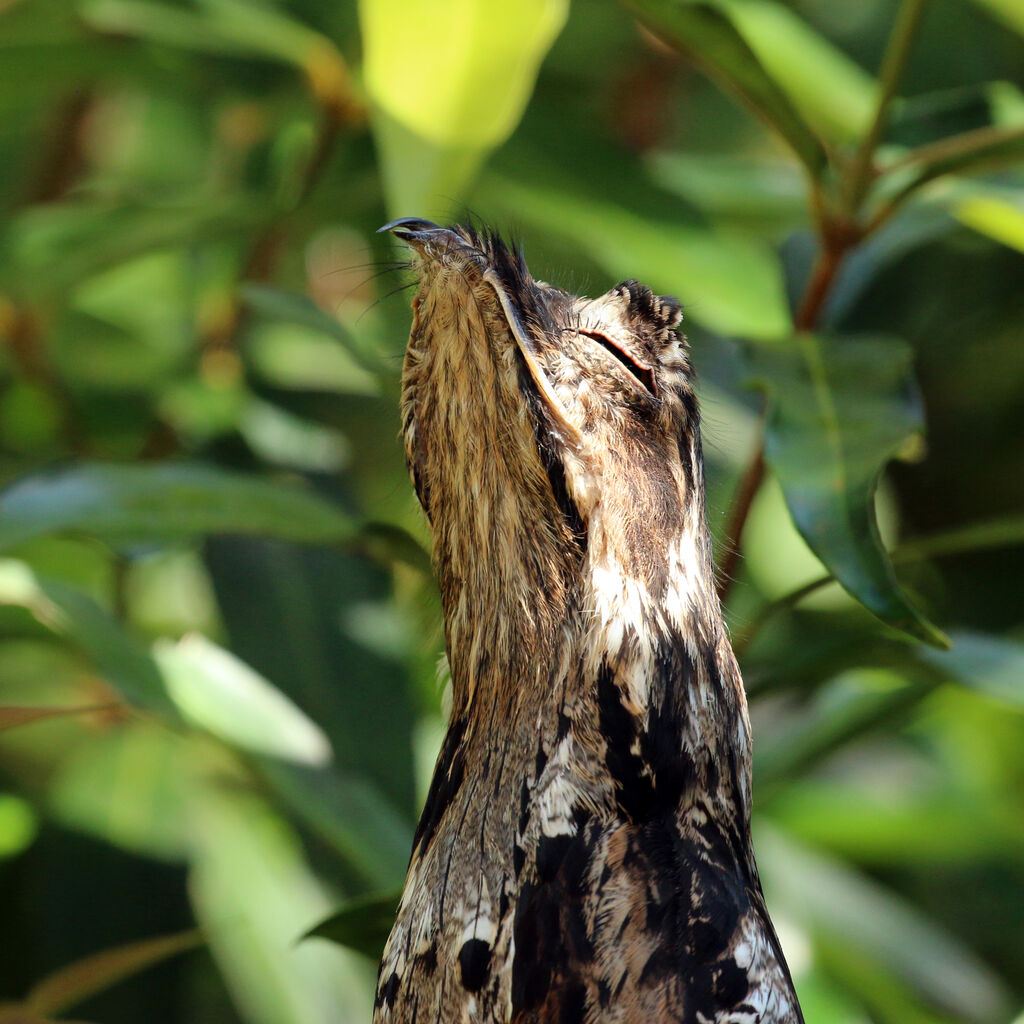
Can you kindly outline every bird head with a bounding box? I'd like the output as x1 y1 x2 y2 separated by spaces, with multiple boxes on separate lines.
384 219 713 700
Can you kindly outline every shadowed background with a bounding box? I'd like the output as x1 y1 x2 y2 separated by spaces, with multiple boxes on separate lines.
0 0 1023 1022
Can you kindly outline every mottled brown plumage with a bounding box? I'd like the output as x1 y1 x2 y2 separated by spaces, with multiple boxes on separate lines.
374 219 803 1023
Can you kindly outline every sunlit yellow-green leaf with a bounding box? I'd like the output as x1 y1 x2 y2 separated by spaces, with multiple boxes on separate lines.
954 192 1024 253
361 0 568 215
728 0 874 141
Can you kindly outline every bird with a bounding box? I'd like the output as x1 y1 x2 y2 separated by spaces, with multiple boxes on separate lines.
373 218 804 1024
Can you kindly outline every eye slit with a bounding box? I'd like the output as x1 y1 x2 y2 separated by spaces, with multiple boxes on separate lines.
578 330 657 396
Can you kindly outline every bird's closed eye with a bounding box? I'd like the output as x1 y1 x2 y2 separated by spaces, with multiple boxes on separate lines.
578 330 657 396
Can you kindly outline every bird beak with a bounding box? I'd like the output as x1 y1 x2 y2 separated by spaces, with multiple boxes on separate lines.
378 217 462 250
381 218 581 447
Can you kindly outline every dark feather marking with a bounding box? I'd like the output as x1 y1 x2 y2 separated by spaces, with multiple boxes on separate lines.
458 939 492 992
412 713 468 859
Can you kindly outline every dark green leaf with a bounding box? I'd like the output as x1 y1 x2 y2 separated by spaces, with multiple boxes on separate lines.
0 560 175 716
0 463 355 552
617 0 828 176
303 890 401 961
747 334 948 647
204 535 417 814
918 631 1024 709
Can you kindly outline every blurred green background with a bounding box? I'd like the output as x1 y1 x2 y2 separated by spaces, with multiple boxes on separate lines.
1 0 1023 1021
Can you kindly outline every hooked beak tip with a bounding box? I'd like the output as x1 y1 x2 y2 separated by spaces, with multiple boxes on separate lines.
377 217 442 242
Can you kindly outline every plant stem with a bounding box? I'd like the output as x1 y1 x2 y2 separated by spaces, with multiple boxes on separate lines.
846 0 930 212
716 236 849 601
717 1 930 606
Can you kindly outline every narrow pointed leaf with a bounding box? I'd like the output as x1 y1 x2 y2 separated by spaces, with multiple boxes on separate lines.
25 929 202 1016
747 334 948 647
618 0 828 176
304 890 402 961
0 463 355 552
154 633 332 766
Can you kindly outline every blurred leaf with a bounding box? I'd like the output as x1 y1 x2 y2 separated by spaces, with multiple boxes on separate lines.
257 763 412 890
154 633 332 766
239 284 386 378
187 785 373 1024
0 463 355 552
878 124 1024 216
304 890 401 961
1 198 260 297
23 929 202 1017
0 560 175 716
361 0 568 215
952 188 1024 253
755 670 937 791
480 171 792 340
725 0 875 141
81 0 352 112
0 703 119 733
758 826 1015 1023
966 0 1024 36
0 793 38 860
918 631 1024 710
619 0 827 176
49 722 193 861
748 334 948 647
646 151 806 229
204 536 417 813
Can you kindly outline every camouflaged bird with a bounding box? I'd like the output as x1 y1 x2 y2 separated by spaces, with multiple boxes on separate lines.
374 219 803 1024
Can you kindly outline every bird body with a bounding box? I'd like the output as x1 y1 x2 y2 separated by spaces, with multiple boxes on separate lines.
375 220 803 1023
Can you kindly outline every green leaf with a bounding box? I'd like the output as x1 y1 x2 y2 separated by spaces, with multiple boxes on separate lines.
0 198 260 297
0 560 175 716
239 284 386 378
757 826 1015 1023
360 0 569 215
877 124 1024 217
966 0 1024 36
204 536 418 814
918 631 1024 710
0 794 38 860
48 722 193 861
479 171 792 341
724 0 875 142
187 785 373 1024
24 928 202 1016
747 334 948 647
754 669 938 791
81 0 352 111
256 763 412 890
952 187 1024 253
618 0 828 176
0 463 355 553
304 890 401 961
154 633 332 766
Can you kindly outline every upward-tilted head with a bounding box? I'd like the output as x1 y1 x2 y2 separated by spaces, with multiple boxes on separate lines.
377 219 803 1023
